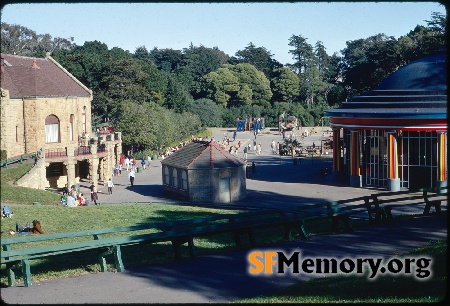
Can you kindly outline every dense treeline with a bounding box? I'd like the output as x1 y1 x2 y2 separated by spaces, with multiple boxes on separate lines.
0 12 445 154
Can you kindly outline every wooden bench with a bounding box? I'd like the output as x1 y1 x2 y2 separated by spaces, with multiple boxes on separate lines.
420 186 447 215
287 195 376 239
1 209 305 287
371 186 447 221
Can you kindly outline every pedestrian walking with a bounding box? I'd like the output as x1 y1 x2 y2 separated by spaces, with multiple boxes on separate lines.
92 188 99 205
141 157 146 170
89 181 96 202
124 157 130 171
106 178 114 195
243 146 248 160
271 140 276 153
129 168 136 186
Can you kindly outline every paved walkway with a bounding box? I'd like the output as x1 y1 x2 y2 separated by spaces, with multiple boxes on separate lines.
85 127 369 209
1 127 447 303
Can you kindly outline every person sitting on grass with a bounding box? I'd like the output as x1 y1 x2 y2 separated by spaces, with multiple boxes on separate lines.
77 193 87 206
12 220 44 235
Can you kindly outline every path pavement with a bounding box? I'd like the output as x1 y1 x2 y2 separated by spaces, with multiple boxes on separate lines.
86 127 368 209
1 127 447 303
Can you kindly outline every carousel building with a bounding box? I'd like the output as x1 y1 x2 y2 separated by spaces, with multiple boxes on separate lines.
324 52 447 191
161 140 247 203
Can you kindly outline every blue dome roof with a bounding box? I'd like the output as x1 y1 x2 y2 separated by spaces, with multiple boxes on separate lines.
376 54 446 91
324 53 447 129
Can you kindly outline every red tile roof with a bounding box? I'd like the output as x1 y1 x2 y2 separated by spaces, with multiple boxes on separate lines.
1 53 91 98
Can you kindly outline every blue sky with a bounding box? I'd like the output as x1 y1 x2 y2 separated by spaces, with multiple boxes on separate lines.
1 2 446 65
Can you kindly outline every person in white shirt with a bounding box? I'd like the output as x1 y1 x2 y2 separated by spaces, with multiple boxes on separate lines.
124 157 130 171
106 178 114 195
128 169 136 187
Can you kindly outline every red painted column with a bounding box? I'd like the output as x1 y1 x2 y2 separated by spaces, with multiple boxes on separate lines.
349 130 362 187
387 131 400 191
332 128 341 173
437 131 447 187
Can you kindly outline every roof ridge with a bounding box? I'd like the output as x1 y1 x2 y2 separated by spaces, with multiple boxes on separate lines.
46 53 93 96
186 142 209 169
210 141 244 165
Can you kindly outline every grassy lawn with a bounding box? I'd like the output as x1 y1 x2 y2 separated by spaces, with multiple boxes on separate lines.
1 204 300 286
1 163 61 205
1 164 447 302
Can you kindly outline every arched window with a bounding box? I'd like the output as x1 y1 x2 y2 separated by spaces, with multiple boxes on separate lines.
172 169 178 188
45 115 60 143
181 171 187 190
163 166 169 185
69 114 74 141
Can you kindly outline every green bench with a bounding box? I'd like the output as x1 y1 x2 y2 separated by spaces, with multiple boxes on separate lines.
1 209 305 287
370 186 447 221
287 195 376 239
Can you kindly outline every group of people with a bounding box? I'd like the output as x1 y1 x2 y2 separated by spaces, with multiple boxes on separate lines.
61 184 89 207
162 137 203 158
122 156 138 172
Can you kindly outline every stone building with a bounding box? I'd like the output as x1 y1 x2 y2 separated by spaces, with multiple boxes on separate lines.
161 140 247 203
1 53 122 189
324 52 447 191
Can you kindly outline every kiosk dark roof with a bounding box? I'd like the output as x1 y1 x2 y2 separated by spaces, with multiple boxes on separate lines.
161 140 246 170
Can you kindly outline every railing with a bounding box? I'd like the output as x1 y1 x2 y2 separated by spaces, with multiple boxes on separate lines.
97 143 106 153
0 152 37 168
45 149 67 158
74 146 91 156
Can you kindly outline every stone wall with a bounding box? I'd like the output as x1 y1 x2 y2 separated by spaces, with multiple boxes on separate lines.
161 166 246 203
0 90 26 157
16 158 47 189
0 94 92 158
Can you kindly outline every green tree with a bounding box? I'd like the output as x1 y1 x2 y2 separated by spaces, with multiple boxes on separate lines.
287 35 315 75
188 98 223 127
101 58 152 108
149 47 183 72
134 45 150 61
164 74 193 113
231 42 282 77
271 67 300 103
111 101 158 150
201 67 240 107
177 44 229 97
342 34 403 96
1 22 75 56
225 63 272 107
